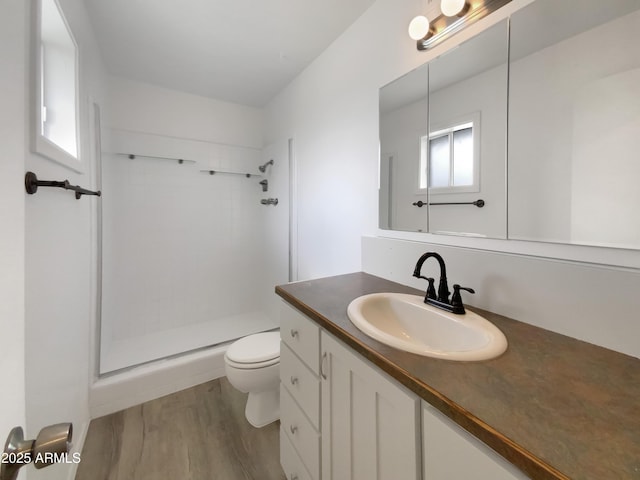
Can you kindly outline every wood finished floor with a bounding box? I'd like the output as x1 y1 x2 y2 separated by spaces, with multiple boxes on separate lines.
76 378 285 480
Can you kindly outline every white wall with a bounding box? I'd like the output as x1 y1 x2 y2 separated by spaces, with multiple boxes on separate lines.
107 75 263 149
260 139 292 322
24 0 109 478
264 0 640 359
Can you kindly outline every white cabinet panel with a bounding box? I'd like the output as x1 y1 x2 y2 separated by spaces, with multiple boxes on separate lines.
423 403 530 479
280 342 320 429
281 301 320 374
321 331 421 480
281 385 321 480
281 426 314 480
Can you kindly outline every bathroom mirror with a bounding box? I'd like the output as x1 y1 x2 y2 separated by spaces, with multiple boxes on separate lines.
508 0 640 249
378 20 508 237
32 0 82 172
427 20 508 238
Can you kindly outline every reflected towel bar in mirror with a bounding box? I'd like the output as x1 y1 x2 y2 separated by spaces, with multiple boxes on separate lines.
412 199 485 208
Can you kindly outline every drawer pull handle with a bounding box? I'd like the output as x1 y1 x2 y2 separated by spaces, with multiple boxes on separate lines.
320 352 328 380
290 329 299 338
289 425 298 435
290 376 298 386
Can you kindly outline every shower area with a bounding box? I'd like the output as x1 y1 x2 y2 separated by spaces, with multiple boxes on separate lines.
98 122 290 374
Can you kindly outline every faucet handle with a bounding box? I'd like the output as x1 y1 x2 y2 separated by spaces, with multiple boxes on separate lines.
415 275 437 300
451 284 475 314
425 277 437 300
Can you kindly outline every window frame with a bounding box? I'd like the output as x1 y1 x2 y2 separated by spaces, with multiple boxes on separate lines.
419 112 480 195
32 0 83 173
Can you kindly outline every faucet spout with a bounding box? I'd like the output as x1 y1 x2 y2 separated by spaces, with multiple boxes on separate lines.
413 251 450 303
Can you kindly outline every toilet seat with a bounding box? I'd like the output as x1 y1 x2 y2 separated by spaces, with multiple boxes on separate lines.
225 332 280 369
225 356 279 369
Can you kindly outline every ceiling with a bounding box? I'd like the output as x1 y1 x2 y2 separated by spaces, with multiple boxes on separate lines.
84 0 376 107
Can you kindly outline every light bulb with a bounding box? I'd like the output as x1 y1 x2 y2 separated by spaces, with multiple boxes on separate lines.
408 15 430 40
441 0 467 17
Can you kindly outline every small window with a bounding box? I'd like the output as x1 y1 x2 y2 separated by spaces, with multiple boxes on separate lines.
419 115 479 193
33 0 81 171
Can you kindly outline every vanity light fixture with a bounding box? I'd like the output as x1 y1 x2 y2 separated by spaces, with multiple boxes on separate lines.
411 0 512 50
408 15 432 40
440 0 470 17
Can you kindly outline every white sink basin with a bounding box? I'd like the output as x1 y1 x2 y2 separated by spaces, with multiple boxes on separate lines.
347 293 507 361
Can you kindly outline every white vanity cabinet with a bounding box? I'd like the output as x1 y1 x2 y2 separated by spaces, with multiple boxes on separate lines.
279 301 421 480
422 403 530 479
280 300 528 480
321 331 421 480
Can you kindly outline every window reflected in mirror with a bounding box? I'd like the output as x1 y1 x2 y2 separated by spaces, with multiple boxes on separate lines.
428 20 507 238
378 19 508 237
424 116 478 192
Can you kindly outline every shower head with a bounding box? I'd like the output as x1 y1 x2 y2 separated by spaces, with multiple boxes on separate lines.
258 159 274 173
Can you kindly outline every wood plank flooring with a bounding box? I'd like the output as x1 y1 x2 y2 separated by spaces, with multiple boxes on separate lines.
76 378 285 480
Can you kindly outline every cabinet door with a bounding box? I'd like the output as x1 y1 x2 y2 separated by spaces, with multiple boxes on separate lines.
423 403 530 479
321 332 421 480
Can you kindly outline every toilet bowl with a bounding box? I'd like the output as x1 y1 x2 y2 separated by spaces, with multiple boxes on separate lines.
224 331 280 428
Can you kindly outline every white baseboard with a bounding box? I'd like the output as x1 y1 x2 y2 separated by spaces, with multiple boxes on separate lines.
89 344 227 418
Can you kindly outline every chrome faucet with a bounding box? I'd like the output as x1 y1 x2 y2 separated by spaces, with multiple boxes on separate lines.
413 252 474 314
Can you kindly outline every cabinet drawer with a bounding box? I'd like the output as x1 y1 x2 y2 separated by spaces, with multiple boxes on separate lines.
281 384 320 480
281 426 314 480
280 301 320 374
280 342 320 429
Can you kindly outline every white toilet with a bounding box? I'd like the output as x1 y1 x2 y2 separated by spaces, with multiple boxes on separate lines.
224 331 281 428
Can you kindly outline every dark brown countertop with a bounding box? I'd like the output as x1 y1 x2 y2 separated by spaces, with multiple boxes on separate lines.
275 272 640 480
